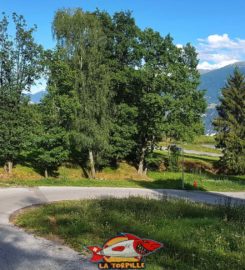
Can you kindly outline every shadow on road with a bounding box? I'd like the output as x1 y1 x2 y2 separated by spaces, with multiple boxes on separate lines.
0 224 90 270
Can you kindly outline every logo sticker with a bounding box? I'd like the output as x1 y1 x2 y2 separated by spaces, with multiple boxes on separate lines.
87 233 163 269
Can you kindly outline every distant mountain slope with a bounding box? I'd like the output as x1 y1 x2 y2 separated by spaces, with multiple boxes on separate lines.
198 69 212 75
199 61 245 134
28 90 47 103
199 61 245 104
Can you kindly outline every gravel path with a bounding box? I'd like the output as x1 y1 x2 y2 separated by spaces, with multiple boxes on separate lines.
0 187 244 270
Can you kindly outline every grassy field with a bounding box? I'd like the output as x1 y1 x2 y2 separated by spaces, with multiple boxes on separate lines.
159 142 221 154
14 197 245 270
1 172 244 191
178 143 221 154
193 135 216 144
0 143 243 192
148 172 245 192
0 163 244 191
154 149 219 164
159 135 221 154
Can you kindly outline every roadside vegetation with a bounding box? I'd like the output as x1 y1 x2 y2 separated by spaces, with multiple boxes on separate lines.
14 197 245 270
0 141 244 192
1 162 244 191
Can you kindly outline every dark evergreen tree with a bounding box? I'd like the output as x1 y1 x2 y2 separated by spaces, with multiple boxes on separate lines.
213 68 245 174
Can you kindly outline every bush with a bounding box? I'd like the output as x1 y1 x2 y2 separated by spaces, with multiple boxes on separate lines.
145 155 167 171
168 145 181 172
183 160 214 174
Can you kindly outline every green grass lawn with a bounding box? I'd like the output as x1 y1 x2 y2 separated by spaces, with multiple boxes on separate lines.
148 172 245 192
1 171 244 191
154 149 218 172
14 198 245 270
0 154 244 191
178 143 221 154
159 142 221 154
154 149 219 163
159 135 220 154
193 135 216 144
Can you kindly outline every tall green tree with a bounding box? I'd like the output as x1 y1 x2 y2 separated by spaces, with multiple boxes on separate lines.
133 30 206 174
30 127 69 178
213 68 245 174
95 11 206 174
26 91 69 178
0 13 43 173
51 9 111 178
95 10 141 163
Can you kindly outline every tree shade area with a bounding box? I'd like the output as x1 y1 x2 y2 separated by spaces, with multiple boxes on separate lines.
14 198 245 270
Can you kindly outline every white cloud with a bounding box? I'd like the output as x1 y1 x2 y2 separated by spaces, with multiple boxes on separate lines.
30 78 47 94
208 34 230 43
197 34 245 70
198 59 238 70
176 44 183 49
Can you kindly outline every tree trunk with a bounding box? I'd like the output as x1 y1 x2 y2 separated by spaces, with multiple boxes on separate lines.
7 161 13 174
44 168 48 178
150 135 155 152
138 146 147 175
4 163 8 173
89 150 96 179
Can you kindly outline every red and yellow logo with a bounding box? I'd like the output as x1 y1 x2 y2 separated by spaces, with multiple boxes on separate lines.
87 233 163 269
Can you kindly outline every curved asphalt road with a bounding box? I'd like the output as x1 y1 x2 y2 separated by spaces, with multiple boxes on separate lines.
0 187 244 270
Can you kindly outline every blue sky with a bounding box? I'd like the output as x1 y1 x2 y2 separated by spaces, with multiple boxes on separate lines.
1 0 245 90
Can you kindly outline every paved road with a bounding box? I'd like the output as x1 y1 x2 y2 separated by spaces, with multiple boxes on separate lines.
0 187 244 270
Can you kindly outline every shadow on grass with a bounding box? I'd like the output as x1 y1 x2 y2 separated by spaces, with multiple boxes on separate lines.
201 170 245 185
182 153 218 163
17 198 244 270
89 198 245 269
130 178 207 191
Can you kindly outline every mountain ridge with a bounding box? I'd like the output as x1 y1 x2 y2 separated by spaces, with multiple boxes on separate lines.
199 61 245 134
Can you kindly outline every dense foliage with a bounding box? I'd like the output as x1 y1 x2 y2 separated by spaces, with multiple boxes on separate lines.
0 10 207 177
0 13 43 173
46 9 206 176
